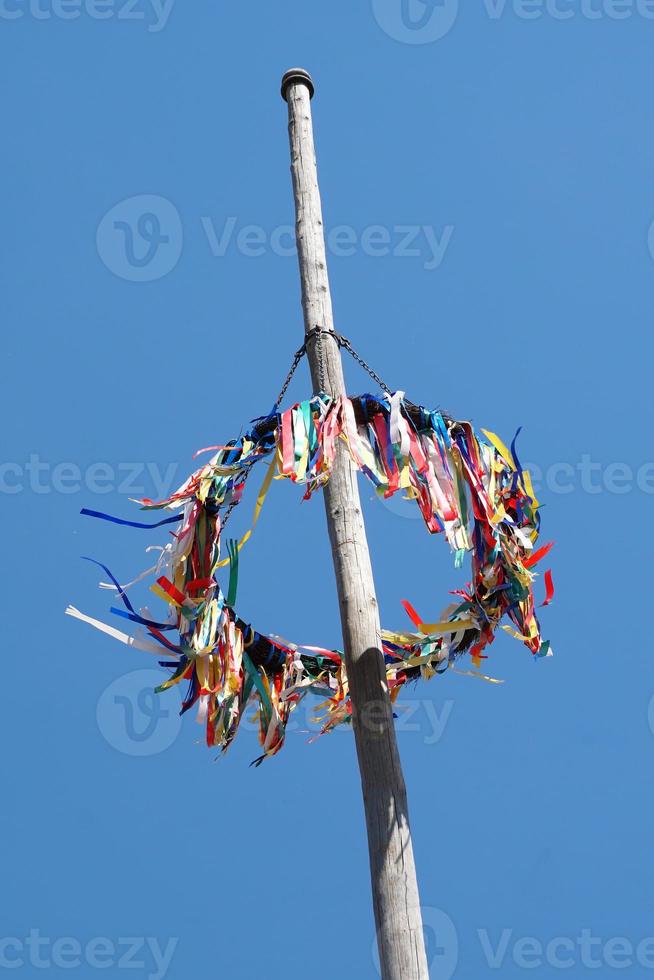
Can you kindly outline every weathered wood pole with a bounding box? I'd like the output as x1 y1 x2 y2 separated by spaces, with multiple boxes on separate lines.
281 68 429 980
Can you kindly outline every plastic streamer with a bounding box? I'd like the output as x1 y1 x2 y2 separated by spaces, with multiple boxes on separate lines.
67 391 553 764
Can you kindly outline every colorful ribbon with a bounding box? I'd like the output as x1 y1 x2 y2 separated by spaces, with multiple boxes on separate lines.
69 391 553 762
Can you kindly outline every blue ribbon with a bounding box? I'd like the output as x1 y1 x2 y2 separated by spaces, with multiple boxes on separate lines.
81 508 182 529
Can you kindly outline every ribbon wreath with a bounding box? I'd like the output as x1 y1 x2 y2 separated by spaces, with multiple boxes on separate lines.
67 390 553 765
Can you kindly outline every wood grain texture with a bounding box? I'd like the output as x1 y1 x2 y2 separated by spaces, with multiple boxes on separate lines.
284 76 429 980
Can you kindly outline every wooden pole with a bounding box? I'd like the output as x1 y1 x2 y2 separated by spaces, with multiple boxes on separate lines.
281 68 429 980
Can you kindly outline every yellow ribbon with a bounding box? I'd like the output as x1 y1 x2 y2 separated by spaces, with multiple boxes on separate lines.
215 455 277 568
481 428 516 471
417 619 475 635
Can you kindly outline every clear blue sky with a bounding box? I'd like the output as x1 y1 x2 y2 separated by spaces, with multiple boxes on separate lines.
3 4 653 978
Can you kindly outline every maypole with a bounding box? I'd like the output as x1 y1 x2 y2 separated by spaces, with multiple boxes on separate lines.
68 66 553 980
281 69 429 979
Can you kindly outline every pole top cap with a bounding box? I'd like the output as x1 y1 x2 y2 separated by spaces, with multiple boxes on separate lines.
281 68 315 101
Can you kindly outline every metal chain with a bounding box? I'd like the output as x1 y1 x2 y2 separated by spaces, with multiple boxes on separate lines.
220 497 238 531
303 326 392 396
225 341 307 530
221 468 252 531
225 331 390 529
338 334 392 396
274 327 394 411
217 472 241 531
274 342 307 408
316 327 326 394
304 326 330 394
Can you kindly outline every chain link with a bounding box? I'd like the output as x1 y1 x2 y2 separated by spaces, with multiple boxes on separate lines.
316 328 326 394
275 327 392 407
220 496 238 531
304 326 392 396
221 467 254 531
226 331 391 528
274 342 307 408
338 334 392 396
